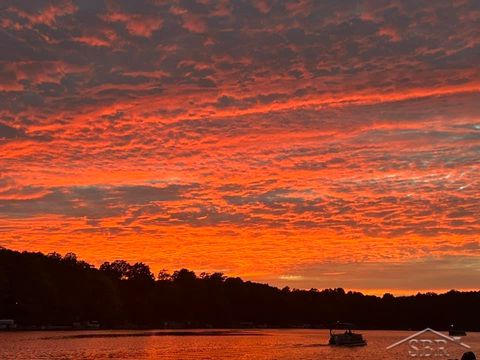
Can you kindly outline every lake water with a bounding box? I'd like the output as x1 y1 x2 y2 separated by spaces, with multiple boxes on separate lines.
0 329 478 359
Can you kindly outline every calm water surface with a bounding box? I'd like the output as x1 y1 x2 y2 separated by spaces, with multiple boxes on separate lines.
0 329 478 359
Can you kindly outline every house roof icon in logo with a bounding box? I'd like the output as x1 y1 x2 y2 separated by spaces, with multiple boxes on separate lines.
387 328 470 350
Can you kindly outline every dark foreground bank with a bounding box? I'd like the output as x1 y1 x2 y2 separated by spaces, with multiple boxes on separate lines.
1 247 479 330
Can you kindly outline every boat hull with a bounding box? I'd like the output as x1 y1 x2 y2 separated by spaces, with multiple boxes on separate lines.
329 334 367 347
449 330 467 337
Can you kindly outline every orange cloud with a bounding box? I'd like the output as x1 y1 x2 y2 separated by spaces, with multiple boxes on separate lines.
0 0 479 294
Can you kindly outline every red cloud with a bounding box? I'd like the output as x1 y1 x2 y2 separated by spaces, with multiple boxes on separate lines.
103 12 163 37
0 0 479 294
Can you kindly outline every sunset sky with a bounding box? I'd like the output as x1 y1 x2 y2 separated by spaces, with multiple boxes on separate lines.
0 0 479 295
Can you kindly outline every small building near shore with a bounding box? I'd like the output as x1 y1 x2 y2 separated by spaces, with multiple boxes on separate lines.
0 319 16 330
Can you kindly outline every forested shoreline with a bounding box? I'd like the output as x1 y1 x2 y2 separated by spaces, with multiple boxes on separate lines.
1 247 479 331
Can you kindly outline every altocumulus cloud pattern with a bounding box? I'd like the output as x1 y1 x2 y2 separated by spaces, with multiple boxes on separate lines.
0 0 479 293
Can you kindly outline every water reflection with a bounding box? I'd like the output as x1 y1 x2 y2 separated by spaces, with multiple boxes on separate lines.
42 330 260 339
0 330 478 360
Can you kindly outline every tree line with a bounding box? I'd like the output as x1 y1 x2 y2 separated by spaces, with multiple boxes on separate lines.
0 247 479 330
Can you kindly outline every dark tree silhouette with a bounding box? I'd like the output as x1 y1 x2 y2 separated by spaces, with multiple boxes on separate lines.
0 247 479 330
100 260 131 280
